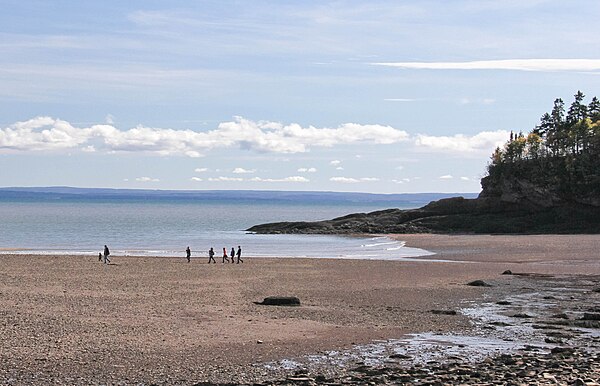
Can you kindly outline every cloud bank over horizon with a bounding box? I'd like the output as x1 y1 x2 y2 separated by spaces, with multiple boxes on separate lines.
0 116 507 157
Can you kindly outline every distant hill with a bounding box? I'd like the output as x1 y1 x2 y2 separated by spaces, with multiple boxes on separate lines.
0 187 477 206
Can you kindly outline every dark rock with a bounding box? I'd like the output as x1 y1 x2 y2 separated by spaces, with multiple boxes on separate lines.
389 353 411 360
550 346 575 355
255 296 301 306
467 280 492 287
489 321 512 327
551 313 569 319
496 300 512 305
502 270 513 275
430 310 457 315
512 313 532 318
581 313 600 321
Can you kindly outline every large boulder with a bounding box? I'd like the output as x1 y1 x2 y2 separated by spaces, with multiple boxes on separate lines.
255 296 301 306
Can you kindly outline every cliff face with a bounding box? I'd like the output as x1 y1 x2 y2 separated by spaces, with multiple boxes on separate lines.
248 172 600 235
479 173 600 208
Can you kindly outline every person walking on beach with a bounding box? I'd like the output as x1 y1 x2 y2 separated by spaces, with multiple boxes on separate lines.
103 245 110 264
222 247 229 263
208 247 216 263
230 247 235 264
186 246 191 263
236 245 243 263
98 252 102 262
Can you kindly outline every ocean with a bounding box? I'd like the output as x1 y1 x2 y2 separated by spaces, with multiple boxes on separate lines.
0 189 474 260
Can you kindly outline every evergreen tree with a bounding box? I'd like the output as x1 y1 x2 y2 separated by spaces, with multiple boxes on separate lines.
486 92 600 203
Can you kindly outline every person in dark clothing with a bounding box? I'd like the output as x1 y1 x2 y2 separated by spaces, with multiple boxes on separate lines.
222 247 229 263
230 247 235 264
103 245 110 264
98 252 102 262
186 246 191 263
208 247 216 263
236 245 243 263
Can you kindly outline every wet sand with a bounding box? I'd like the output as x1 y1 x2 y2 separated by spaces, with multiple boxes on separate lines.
1 234 599 384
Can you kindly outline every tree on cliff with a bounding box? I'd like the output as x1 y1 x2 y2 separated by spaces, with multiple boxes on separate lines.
485 91 600 204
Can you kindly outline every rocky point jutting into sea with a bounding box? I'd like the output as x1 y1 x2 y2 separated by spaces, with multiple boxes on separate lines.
249 92 600 235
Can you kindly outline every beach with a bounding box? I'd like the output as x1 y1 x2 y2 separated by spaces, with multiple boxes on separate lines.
1 234 599 384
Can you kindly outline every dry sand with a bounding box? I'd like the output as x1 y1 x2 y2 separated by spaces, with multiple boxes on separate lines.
1 234 599 384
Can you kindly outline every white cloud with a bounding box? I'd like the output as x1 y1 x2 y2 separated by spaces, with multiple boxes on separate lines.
208 176 243 182
250 176 309 183
414 130 509 154
105 114 115 124
460 176 470 181
360 177 379 182
232 167 256 174
190 177 203 181
194 167 208 173
0 116 409 156
81 145 96 152
372 59 600 72
330 160 342 166
439 175 453 179
336 166 344 170
330 177 359 183
297 167 317 173
135 176 160 182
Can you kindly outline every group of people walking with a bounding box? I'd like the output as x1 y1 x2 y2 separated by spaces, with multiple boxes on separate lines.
99 244 243 264
206 246 243 264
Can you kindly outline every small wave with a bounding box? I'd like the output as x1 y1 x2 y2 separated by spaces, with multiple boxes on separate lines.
361 241 399 248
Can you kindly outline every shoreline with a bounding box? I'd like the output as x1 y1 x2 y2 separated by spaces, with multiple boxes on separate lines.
1 234 599 384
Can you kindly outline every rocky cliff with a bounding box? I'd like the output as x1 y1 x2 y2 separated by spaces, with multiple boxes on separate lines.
248 192 600 235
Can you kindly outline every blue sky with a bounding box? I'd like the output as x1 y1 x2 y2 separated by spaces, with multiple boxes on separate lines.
1 0 600 193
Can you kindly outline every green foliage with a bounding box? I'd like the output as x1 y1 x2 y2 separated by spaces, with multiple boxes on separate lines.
487 91 600 202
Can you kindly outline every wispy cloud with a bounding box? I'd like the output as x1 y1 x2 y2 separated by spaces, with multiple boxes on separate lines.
373 59 600 72
297 167 317 173
384 98 416 102
0 116 409 156
439 175 453 180
135 176 160 182
232 167 256 174
250 176 309 183
190 177 203 181
415 130 509 154
207 176 244 182
194 167 208 173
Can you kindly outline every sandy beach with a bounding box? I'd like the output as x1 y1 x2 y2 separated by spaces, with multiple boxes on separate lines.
1 234 599 384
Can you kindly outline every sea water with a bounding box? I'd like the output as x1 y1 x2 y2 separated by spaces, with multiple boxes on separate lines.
0 196 434 260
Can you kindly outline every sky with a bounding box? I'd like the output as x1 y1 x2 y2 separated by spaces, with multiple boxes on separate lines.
1 0 600 194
